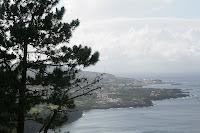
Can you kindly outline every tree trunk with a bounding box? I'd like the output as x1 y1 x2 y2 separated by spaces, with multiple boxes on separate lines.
17 97 25 133
17 43 28 133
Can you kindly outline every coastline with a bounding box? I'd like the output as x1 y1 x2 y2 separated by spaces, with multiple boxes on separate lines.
63 92 190 125
24 92 189 133
24 86 189 133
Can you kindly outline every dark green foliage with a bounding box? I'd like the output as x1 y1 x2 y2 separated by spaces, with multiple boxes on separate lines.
0 0 100 133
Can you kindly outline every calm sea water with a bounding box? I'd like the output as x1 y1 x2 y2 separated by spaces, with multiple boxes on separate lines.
56 73 200 133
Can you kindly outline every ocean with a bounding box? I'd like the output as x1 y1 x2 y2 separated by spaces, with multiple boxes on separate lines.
54 73 200 133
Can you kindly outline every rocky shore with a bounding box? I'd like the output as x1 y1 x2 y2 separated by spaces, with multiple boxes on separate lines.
24 110 84 133
59 91 189 126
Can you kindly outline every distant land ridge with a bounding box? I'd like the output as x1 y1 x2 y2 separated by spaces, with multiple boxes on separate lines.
79 71 117 80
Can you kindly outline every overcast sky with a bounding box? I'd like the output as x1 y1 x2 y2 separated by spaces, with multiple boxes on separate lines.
59 0 200 75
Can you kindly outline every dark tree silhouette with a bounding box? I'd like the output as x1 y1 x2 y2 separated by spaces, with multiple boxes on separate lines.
0 0 101 133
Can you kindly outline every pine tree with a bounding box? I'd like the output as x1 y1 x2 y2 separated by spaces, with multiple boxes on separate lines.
0 0 100 133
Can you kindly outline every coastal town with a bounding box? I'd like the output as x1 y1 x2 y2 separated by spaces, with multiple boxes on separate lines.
75 73 188 109
29 72 188 114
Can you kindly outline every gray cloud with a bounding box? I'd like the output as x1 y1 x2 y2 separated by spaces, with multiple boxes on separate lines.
57 0 200 74
69 18 200 74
